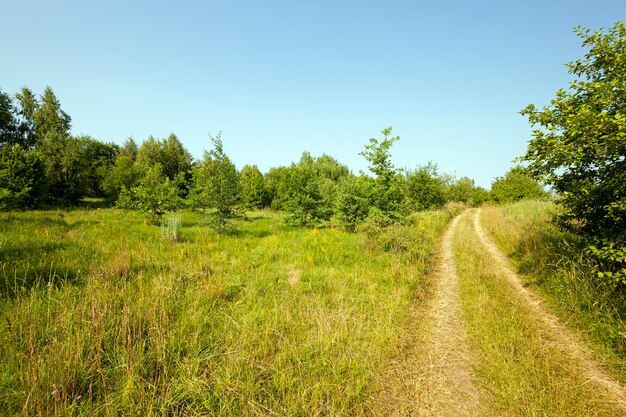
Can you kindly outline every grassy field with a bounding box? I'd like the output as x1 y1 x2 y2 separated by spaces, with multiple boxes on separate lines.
479 201 626 382
0 207 458 416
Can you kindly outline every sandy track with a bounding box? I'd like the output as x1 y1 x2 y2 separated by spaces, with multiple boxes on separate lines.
417 212 481 416
473 208 626 411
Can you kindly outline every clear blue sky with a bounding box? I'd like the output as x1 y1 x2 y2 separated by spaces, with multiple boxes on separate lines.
1 1 624 188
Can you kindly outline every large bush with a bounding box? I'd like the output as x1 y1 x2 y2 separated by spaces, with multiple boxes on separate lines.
490 166 549 203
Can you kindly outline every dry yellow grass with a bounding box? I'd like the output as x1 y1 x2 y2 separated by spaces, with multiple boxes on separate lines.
451 208 625 416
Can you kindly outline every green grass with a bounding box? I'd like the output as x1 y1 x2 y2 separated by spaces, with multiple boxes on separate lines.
453 211 623 416
0 207 454 416
479 201 626 382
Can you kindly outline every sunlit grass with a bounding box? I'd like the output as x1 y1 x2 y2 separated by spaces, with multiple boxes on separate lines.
453 210 624 416
479 201 626 381
0 207 452 415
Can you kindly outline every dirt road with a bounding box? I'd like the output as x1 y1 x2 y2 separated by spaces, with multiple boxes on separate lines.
375 209 626 416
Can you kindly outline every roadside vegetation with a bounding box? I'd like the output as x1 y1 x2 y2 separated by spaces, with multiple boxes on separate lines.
480 201 626 381
454 210 624 416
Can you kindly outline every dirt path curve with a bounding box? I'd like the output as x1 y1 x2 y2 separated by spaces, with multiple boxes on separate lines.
473 208 626 410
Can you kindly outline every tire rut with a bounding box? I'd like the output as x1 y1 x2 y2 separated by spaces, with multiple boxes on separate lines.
372 212 480 416
419 212 481 416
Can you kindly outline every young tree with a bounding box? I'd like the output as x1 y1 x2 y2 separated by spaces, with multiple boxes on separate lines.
284 158 326 226
520 22 626 283
79 136 118 198
33 86 71 142
117 163 178 225
162 134 192 176
334 174 374 231
102 138 140 202
135 133 193 199
39 135 87 205
283 152 347 226
190 133 241 233
446 176 476 204
360 127 399 186
264 165 294 210
360 127 404 215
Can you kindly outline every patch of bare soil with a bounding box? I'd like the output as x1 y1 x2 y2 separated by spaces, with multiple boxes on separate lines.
287 267 301 286
373 213 480 416
473 208 626 411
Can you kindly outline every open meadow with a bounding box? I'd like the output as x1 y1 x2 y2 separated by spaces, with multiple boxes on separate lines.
0 206 460 416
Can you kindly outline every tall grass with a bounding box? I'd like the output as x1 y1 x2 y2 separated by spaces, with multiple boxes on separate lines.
0 207 454 415
161 214 182 242
479 201 626 381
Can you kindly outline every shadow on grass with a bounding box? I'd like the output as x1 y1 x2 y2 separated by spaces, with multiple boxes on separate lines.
0 263 81 299
78 198 111 209
0 214 98 231
512 223 626 361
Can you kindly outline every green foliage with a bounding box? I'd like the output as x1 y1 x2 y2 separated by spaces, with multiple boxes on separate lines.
33 86 71 142
14 87 39 149
161 133 193 181
403 163 447 211
308 153 350 181
102 138 140 201
135 134 192 179
443 175 490 207
360 126 399 184
0 88 21 147
284 152 347 226
117 163 179 225
190 133 241 233
360 127 404 215
334 175 374 231
240 164 268 209
284 164 327 226
357 206 394 233
520 22 626 284
0 145 46 209
78 136 118 198
490 166 549 204
265 165 294 210
446 176 476 204
135 134 192 197
470 186 491 206
39 135 87 205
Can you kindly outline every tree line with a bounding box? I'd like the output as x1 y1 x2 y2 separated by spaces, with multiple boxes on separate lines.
0 86 547 231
